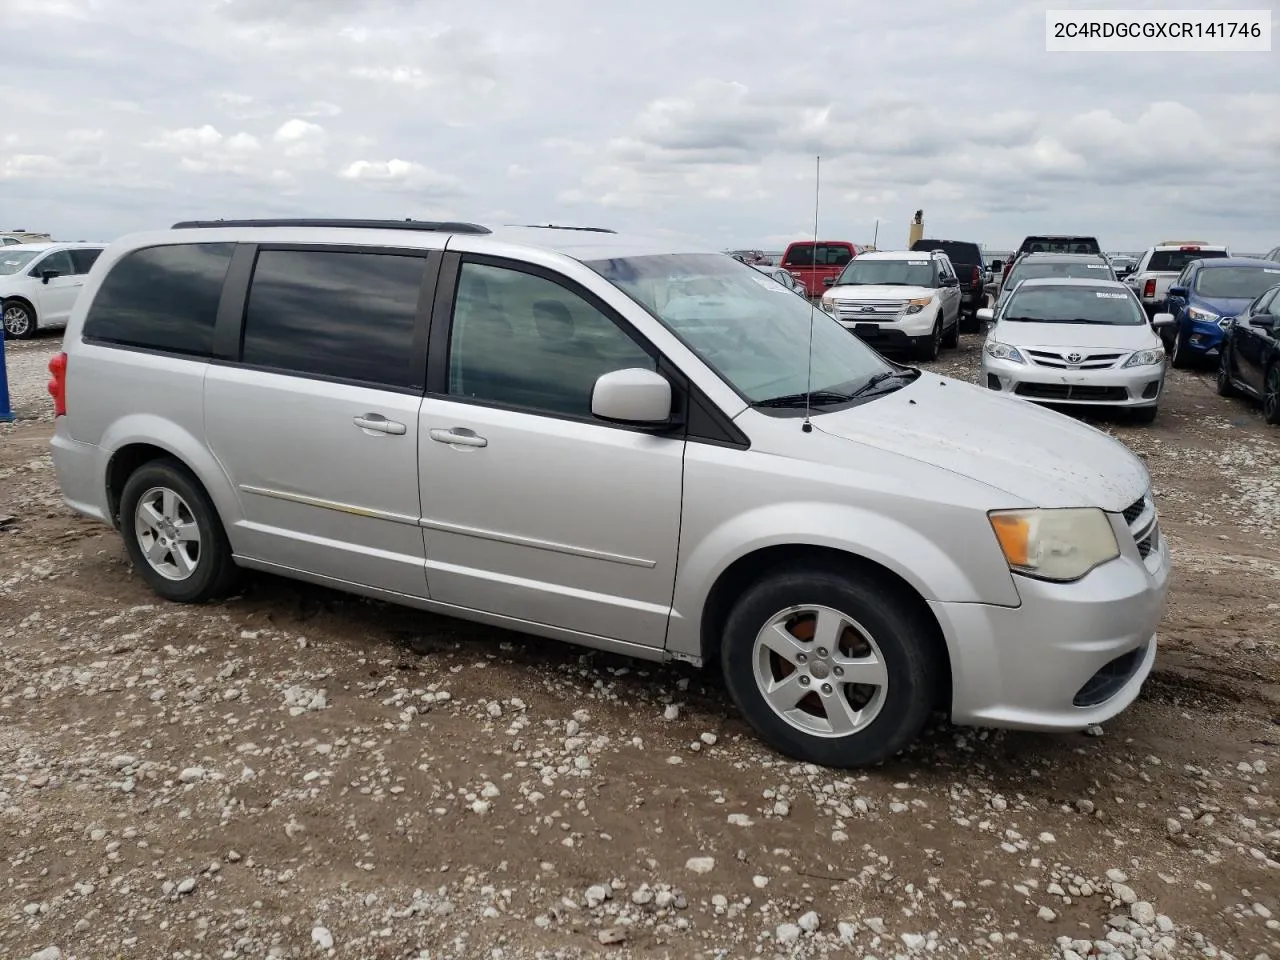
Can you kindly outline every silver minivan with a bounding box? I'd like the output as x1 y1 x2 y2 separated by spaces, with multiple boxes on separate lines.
49 219 1171 767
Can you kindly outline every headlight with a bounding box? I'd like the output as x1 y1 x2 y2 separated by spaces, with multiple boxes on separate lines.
984 340 1025 363
1186 306 1220 324
1122 347 1165 368
989 508 1120 582
904 297 932 315
820 296 836 316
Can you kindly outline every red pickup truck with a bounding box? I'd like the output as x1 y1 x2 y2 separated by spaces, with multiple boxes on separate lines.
780 241 864 297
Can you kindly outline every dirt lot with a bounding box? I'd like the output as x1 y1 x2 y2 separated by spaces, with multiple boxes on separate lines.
2 332 1278 960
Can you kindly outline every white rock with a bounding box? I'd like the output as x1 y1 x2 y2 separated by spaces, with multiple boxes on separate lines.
178 766 206 783
866 917 886 935
486 701 502 718
1253 759 1268 774
752 875 769 888
176 877 196 895
990 796 1007 812
685 856 715 874
837 921 856 941
663 704 680 721
1112 883 1138 905
1038 906 1057 921
585 884 612 908
775 923 802 945
1106 869 1129 884
1131 901 1156 926
1039 832 1056 843
901 932 926 950
29 949 61 960
110 755 137 769
470 800 491 815
727 813 753 827
700 732 717 746
311 926 334 950
597 926 626 945
1166 818 1182 835
773 800 791 817
798 910 821 933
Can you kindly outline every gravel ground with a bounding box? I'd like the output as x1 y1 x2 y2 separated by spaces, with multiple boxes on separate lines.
2 331 1278 960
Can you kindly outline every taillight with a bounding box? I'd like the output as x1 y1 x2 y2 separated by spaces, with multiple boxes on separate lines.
972 265 981 287
1002 262 1012 282
48 351 67 417
1143 279 1156 299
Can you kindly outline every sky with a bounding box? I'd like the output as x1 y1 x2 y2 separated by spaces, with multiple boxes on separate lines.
1 0 1277 253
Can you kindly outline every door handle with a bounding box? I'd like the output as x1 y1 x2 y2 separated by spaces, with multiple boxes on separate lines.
429 427 487 448
353 413 406 435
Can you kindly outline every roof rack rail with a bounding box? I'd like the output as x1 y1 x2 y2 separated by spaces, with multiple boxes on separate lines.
512 223 618 234
170 218 492 235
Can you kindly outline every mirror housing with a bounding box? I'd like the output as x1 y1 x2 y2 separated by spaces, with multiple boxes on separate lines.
823 276 837 286
591 368 674 428
41 269 61 284
976 308 994 324
1167 285 1188 299
1151 312 1175 328
1252 315 1276 328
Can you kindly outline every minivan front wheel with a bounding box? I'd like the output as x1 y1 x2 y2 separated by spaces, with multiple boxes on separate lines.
720 566 941 767
2 300 35 339
119 459 239 602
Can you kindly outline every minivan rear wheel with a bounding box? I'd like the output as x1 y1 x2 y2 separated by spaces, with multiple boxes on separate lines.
118 459 239 602
720 565 941 767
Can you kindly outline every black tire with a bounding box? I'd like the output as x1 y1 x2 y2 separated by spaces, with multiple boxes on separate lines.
1216 348 1238 398
719 564 942 768
960 305 982 334
2 299 36 340
1169 324 1192 369
1129 405 1158 425
942 314 960 348
118 458 239 603
916 318 941 361
1264 363 1280 426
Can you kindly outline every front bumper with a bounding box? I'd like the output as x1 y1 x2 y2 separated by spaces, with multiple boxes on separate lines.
835 308 937 352
931 512 1170 730
1179 319 1225 356
980 353 1165 408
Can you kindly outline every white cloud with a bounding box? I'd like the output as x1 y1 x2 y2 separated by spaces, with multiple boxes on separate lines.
148 125 224 151
339 159 464 196
273 119 323 143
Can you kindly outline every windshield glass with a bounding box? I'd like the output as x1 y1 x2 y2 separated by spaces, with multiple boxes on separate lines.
1002 286 1146 325
1193 266 1280 300
834 258 936 287
1148 249 1227 271
586 253 893 403
1020 238 1100 255
0 251 40 276
1007 260 1113 289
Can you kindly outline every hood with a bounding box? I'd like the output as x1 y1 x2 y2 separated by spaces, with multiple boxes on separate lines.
814 373 1149 511
1192 294 1252 317
828 283 935 301
993 320 1161 351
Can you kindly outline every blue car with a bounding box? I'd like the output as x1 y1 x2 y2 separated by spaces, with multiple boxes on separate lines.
1164 257 1280 368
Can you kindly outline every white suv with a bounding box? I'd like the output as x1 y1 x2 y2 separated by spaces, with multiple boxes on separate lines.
48 218 1170 768
2 242 106 339
820 250 963 359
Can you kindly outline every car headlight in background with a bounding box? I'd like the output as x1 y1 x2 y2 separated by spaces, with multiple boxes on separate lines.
820 296 836 316
1186 306 1220 324
989 508 1120 582
983 340 1025 363
904 297 932 315
1122 347 1165 368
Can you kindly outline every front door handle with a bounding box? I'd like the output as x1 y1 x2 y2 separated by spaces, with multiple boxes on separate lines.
353 413 406 435
429 427 487 448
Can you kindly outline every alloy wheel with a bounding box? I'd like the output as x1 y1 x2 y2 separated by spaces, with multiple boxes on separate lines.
3 304 32 338
133 486 202 581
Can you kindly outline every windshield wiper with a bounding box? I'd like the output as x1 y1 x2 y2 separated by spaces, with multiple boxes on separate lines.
846 368 918 399
753 389 854 408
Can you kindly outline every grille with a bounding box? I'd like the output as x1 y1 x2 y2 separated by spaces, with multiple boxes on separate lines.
1123 494 1159 560
1014 383 1128 402
1026 349 1125 370
1121 496 1146 525
1073 644 1147 707
834 299 907 321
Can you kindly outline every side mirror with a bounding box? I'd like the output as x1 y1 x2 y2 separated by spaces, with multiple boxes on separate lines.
1253 315 1276 329
591 368 674 428
990 260 1003 272
41 269 61 284
1151 312 1175 328
1168 285 1188 299
976 308 994 324
823 276 837 286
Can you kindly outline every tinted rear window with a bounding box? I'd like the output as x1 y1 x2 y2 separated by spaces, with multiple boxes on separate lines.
782 243 852 267
1019 237 1101 255
1147 249 1228 272
83 243 234 356
1008 260 1113 287
240 249 427 389
70 248 103 274
912 240 981 265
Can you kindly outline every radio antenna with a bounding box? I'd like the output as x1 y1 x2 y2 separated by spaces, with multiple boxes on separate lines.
802 154 821 433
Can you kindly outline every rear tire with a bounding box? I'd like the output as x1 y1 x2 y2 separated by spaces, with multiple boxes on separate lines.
2 299 36 340
118 458 240 603
719 564 942 768
1216 349 1238 398
1264 363 1280 426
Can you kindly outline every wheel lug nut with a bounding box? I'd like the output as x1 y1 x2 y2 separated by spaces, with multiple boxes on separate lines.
799 676 810 687
833 666 844 677
796 654 807 664
817 647 828 657
821 683 833 695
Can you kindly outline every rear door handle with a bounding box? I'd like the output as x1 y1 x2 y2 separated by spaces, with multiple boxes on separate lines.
429 427 487 448
353 413 406 435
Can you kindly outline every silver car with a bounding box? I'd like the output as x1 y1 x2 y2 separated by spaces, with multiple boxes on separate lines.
49 218 1171 768
978 278 1175 424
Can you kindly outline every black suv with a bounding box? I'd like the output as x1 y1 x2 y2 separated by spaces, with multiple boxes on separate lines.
911 238 985 330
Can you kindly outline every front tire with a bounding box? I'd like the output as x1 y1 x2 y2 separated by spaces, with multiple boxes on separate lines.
719 564 942 768
2 299 36 340
1216 349 1238 398
118 458 240 603
916 317 941 361
1169 324 1192 369
942 313 960 348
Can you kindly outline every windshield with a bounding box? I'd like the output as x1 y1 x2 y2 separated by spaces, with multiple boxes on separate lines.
913 241 979 266
1148 249 1227 272
1020 238 1100 255
834 258 936 288
1002 286 1146 325
586 253 893 403
1007 260 1113 290
0 251 40 276
1193 266 1280 300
